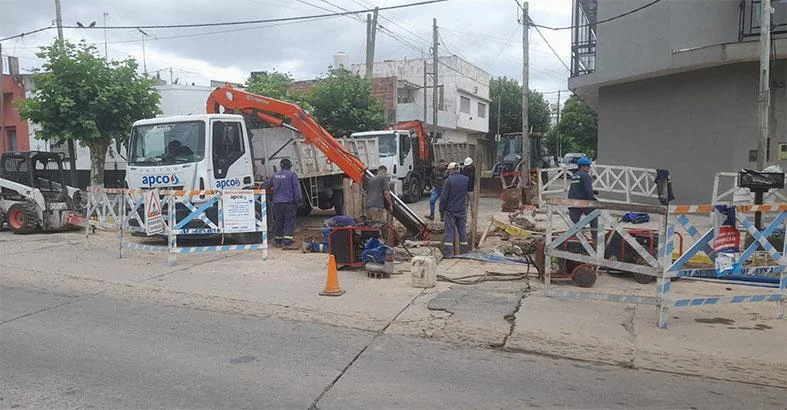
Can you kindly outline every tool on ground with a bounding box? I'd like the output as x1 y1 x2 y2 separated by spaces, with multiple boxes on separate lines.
319 255 345 297
0 151 85 233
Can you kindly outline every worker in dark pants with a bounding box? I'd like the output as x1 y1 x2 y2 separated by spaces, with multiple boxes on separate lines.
440 162 470 257
568 156 598 233
266 158 302 248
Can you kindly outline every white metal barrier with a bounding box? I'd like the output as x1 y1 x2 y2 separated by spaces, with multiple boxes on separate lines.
86 187 268 265
711 172 787 204
543 198 786 329
538 164 660 205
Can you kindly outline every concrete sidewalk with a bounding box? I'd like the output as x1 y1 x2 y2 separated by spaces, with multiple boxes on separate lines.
1 230 785 388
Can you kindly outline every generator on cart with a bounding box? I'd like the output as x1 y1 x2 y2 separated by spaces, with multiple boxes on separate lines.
0 151 84 233
533 229 682 287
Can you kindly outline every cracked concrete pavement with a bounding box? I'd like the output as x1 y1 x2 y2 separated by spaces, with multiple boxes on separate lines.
2 228 786 395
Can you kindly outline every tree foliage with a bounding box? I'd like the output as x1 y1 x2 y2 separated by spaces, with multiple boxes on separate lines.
18 40 160 185
488 76 552 137
244 70 294 101
547 95 598 158
306 68 385 137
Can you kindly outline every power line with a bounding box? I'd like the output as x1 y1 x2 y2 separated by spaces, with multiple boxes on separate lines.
0 0 446 41
529 18 570 72
525 0 664 31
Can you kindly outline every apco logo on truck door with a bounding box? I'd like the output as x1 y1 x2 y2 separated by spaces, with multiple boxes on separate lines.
216 178 241 189
141 175 181 186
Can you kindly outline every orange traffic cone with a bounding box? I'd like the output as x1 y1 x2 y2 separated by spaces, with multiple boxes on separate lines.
319 254 345 296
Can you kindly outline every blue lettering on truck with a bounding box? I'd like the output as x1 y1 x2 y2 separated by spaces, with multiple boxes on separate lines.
216 179 241 189
142 175 180 186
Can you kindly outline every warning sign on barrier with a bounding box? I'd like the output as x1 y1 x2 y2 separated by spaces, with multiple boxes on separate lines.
222 189 256 233
144 189 164 235
713 205 739 253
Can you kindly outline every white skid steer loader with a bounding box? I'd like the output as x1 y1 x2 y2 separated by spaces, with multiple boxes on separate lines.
0 151 85 234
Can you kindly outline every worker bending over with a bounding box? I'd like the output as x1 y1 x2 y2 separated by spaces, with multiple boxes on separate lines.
440 162 470 257
567 156 598 233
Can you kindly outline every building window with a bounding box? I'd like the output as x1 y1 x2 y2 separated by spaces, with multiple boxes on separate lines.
6 127 16 151
438 86 445 110
397 88 415 104
478 102 486 118
460 96 471 114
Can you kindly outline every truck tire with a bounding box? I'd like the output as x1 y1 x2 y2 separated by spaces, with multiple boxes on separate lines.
7 202 39 234
0 209 5 230
332 189 344 215
402 176 421 203
296 206 312 217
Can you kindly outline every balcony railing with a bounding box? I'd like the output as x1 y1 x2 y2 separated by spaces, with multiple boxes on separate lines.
571 0 597 77
739 0 787 40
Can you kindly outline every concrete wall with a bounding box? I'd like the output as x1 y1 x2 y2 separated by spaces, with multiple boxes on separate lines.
597 61 787 203
593 0 741 84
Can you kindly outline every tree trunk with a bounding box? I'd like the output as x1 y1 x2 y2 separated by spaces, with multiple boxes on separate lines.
86 140 109 187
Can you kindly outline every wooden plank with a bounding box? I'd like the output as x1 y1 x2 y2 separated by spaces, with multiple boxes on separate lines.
470 164 481 248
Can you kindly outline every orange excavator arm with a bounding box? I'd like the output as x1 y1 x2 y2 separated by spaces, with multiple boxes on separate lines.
206 85 367 183
386 120 430 162
206 84 429 239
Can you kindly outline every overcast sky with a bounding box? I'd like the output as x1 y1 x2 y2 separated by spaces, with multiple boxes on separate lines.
0 0 573 103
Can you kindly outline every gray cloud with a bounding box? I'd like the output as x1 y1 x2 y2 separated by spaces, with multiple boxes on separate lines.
1 0 572 100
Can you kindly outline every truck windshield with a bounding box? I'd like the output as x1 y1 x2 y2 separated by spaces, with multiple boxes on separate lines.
129 121 206 165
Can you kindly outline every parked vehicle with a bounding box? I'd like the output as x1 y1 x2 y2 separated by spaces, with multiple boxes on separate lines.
350 120 434 203
560 153 587 172
0 151 84 233
125 85 429 239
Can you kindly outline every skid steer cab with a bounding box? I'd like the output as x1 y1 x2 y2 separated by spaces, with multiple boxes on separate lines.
0 151 85 234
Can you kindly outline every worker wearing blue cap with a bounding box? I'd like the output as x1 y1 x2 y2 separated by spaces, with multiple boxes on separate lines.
568 156 597 232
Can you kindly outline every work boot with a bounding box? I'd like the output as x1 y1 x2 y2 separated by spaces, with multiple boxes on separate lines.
424 214 434 221
281 240 295 249
442 246 454 258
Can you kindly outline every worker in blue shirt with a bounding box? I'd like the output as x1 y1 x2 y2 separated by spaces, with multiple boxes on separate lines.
439 162 470 257
265 158 302 248
567 156 598 233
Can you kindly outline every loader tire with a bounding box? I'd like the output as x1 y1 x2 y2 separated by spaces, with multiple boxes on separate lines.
7 202 40 234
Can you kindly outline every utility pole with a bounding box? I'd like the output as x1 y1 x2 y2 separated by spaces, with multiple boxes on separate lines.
521 1 530 187
137 28 149 75
103 12 108 59
432 18 439 139
757 0 772 170
365 7 378 80
423 60 428 125
556 89 562 158
55 0 78 186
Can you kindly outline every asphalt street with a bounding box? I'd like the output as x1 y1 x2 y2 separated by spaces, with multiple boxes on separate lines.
2 285 784 409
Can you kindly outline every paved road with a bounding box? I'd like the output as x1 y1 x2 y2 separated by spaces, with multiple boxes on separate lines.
1 285 784 409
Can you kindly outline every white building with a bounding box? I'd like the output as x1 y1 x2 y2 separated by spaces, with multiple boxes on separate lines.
351 55 491 166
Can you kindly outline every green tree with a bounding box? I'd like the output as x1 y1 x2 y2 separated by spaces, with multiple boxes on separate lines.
244 70 294 101
488 76 552 137
18 40 160 186
554 95 598 158
306 68 385 137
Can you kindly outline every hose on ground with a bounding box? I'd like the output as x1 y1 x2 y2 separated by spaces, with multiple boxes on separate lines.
437 271 533 285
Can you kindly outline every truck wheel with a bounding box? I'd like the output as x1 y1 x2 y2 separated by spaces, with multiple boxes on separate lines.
296 206 312 217
332 189 344 215
0 209 5 230
402 176 421 203
7 202 39 234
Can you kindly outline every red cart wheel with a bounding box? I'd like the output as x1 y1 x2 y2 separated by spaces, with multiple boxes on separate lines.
572 264 597 288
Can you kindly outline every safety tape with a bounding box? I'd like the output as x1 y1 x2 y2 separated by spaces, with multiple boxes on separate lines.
90 188 267 196
174 244 268 253
669 204 787 214
548 289 784 307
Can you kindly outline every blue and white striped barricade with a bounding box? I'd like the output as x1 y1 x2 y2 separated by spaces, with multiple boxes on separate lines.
656 203 787 328
84 186 126 230
118 189 268 265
